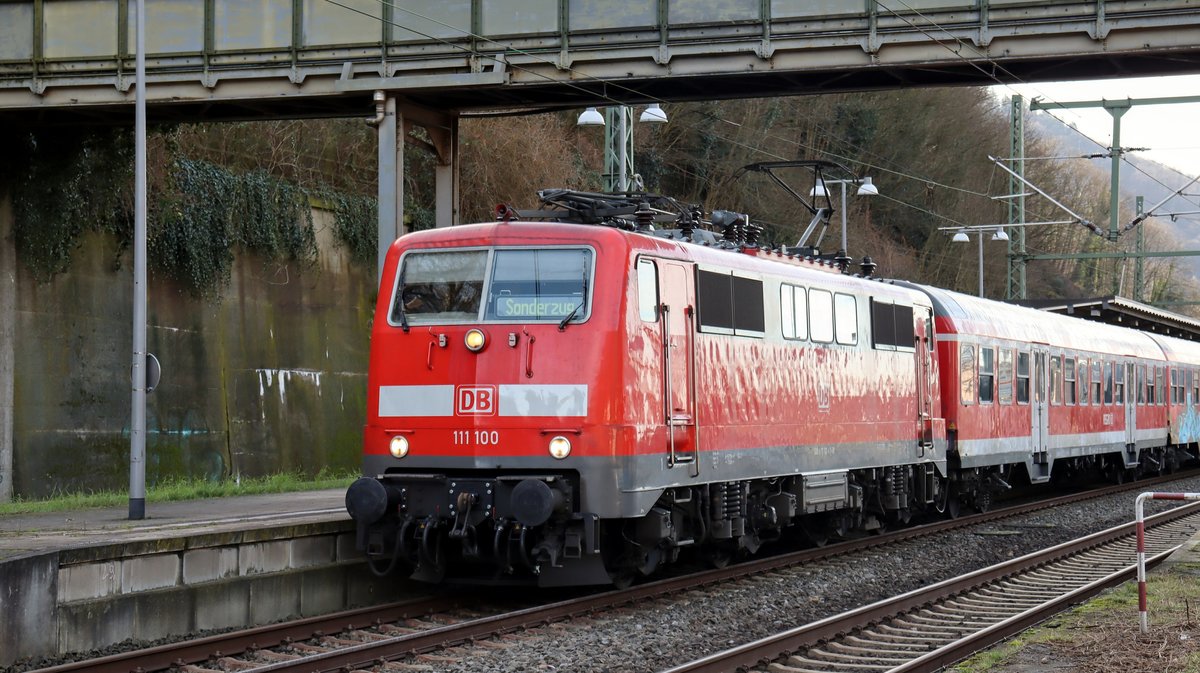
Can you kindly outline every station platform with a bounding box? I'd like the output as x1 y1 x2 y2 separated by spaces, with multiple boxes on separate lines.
0 488 349 561
0 488 413 667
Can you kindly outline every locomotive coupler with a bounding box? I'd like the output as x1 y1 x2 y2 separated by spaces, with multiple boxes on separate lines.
448 491 480 557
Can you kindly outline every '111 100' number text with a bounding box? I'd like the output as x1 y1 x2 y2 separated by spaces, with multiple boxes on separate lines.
453 430 500 445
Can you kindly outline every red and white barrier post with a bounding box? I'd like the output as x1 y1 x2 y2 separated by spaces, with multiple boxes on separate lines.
1135 491 1200 633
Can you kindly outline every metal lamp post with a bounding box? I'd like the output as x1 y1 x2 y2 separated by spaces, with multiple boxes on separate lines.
950 226 1010 297
810 176 880 257
577 104 668 192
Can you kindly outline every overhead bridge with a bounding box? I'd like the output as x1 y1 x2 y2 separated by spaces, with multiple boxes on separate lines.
1 0 1199 122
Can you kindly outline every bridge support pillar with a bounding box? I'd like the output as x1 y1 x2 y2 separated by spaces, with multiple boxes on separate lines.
0 189 14 502
433 116 460 229
376 95 404 286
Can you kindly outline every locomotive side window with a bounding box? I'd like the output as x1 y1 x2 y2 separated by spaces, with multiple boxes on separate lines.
960 343 976 405
780 284 809 340
697 270 764 336
978 347 995 404
809 289 834 343
1092 361 1102 405
733 276 766 335
1104 362 1114 404
869 300 914 351
834 294 857 345
637 258 659 322
1015 351 1030 404
395 250 487 324
998 348 1014 405
1050 356 1062 405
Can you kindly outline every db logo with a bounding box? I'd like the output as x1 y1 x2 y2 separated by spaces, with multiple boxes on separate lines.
456 385 497 415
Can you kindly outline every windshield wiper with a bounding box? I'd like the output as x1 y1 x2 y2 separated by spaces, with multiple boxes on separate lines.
395 294 411 333
558 303 581 331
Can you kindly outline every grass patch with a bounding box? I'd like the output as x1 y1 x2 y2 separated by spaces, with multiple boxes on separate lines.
951 569 1200 672
0 469 358 515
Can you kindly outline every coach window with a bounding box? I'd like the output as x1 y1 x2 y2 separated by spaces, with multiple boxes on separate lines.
1070 357 1080 403
1016 351 1030 404
1115 363 1125 404
1050 356 1062 405
1078 359 1089 405
998 348 1014 405
978 347 995 404
1192 369 1198 404
1172 368 1183 404
1157 367 1166 405
637 259 658 322
1104 362 1114 404
834 294 858 345
1137 365 1146 404
810 289 834 343
960 344 977 405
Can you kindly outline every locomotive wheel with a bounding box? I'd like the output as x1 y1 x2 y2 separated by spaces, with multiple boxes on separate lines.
703 543 736 569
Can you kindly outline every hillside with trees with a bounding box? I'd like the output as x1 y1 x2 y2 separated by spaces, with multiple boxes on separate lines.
7 85 1197 311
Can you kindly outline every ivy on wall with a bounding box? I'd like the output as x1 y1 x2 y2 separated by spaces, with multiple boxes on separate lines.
2 128 378 296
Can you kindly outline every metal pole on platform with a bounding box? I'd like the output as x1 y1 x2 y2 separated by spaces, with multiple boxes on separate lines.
1135 491 1200 633
129 0 147 520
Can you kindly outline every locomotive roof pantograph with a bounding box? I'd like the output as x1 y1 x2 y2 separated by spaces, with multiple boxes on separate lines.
495 160 878 279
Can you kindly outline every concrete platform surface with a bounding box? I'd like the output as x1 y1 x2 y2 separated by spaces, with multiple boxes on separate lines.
0 488 348 561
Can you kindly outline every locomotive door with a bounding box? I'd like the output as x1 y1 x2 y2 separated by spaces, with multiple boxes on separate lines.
657 260 698 472
1032 350 1049 458
915 308 935 456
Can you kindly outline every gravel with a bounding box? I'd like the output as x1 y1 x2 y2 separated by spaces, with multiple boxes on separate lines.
411 475 1200 673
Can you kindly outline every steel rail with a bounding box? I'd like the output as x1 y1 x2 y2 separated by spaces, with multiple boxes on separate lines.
660 501 1200 673
33 469 1199 673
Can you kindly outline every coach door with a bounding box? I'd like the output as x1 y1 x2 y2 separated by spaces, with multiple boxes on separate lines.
1032 349 1049 460
915 308 935 456
655 260 698 473
1125 362 1137 448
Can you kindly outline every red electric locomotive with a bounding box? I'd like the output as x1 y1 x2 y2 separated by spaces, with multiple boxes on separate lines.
346 189 954 586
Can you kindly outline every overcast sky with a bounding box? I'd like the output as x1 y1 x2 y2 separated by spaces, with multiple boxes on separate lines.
996 74 1200 178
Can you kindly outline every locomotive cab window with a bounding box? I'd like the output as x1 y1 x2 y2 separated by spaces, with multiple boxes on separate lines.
394 250 487 324
392 247 594 326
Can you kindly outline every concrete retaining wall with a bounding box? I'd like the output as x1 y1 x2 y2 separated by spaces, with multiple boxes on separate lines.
2 192 374 500
0 520 412 666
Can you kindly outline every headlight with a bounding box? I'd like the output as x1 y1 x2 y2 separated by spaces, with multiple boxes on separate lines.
465 329 487 352
389 435 410 458
548 435 572 459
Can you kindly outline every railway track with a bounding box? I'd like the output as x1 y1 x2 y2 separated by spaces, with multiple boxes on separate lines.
30 471 1199 673
664 500 1200 673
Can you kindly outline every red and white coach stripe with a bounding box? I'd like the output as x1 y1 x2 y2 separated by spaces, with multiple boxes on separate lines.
1135 492 1200 633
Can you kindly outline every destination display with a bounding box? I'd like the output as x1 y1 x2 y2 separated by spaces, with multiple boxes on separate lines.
493 295 582 318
